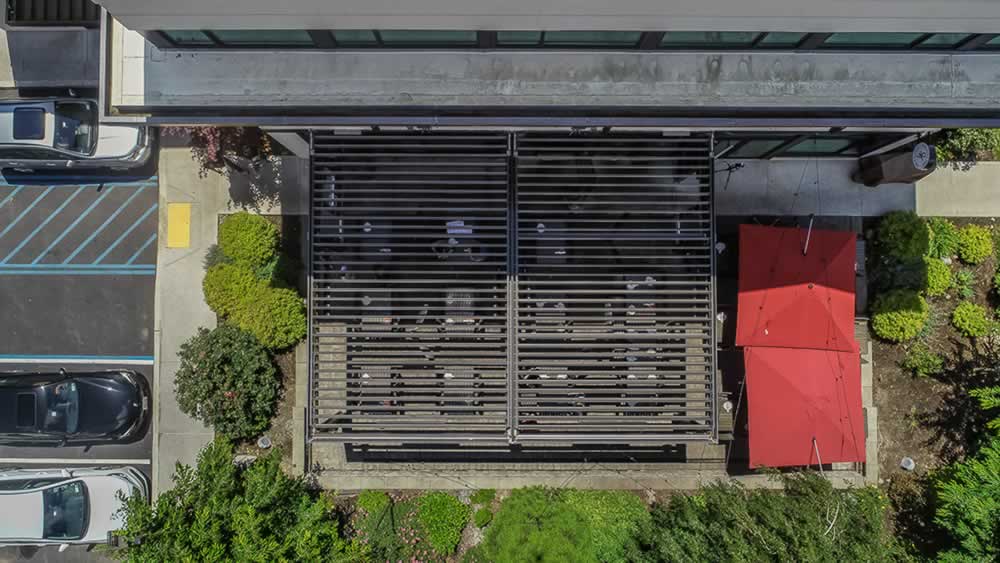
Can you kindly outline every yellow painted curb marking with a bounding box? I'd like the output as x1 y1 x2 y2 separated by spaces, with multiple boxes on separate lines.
166 203 191 248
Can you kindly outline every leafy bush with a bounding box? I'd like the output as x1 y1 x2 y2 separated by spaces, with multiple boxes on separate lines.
924 257 951 297
871 290 929 342
994 271 1000 295
112 439 360 562
356 490 391 515
929 217 961 259
564 490 650 563
416 492 470 556
471 487 596 563
163 126 275 177
232 286 307 350
972 387 1000 433
901 343 944 378
934 437 1000 561
952 301 991 338
353 496 413 562
174 325 278 439
218 212 279 270
471 489 496 505
954 270 976 300
936 128 1000 162
203 243 232 270
638 474 899 562
958 224 994 265
474 507 493 528
203 263 266 318
878 211 931 261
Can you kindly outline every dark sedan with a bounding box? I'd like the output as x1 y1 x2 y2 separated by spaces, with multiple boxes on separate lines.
0 370 149 446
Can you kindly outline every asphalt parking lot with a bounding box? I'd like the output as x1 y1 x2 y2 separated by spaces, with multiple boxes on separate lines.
0 170 158 551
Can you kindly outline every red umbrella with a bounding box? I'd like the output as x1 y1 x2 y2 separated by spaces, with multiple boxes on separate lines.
745 346 866 468
736 224 857 353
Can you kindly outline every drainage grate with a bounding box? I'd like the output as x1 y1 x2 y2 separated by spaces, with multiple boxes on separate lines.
310 130 716 444
514 133 715 442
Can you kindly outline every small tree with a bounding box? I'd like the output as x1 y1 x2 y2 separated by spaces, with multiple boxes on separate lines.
112 439 362 562
935 437 1000 561
175 324 279 439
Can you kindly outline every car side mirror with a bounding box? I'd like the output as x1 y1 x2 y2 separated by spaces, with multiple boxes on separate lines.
58 544 70 553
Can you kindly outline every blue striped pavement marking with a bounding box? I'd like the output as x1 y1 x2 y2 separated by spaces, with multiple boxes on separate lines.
0 269 155 276
93 204 158 265
0 185 55 241
1 186 86 264
0 175 157 186
31 186 117 264
62 184 149 264
126 233 157 265
0 185 23 210
0 354 154 365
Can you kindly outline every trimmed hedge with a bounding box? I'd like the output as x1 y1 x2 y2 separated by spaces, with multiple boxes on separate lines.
878 211 931 262
474 507 493 528
203 263 265 317
958 225 994 265
218 212 279 269
871 290 929 342
925 257 952 297
952 301 991 338
232 286 307 350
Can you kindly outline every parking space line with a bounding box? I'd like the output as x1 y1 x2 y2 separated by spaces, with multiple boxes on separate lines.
0 185 54 241
62 184 149 264
0 267 155 276
126 233 157 265
94 204 159 264
32 186 117 264
1 186 86 264
0 185 23 210
0 458 151 465
0 354 154 365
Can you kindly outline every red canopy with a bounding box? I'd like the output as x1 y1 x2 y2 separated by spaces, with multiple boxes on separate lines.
745 347 865 468
736 224 857 353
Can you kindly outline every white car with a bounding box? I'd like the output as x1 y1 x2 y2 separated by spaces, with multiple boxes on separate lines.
0 98 151 171
0 466 148 550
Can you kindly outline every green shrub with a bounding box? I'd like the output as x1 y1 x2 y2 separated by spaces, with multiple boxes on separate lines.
878 211 931 261
934 437 1000 561
416 492 470 556
471 487 596 563
203 243 232 270
174 325 278 439
470 489 496 505
958 225 994 265
901 343 944 378
924 257 952 297
113 439 361 562
952 301 991 338
232 286 307 350
203 263 266 317
474 507 493 528
218 212 279 269
357 490 391 515
871 290 929 342
954 270 976 300
994 271 1000 295
564 490 650 563
936 128 1000 162
353 496 413 562
639 474 899 562
929 217 961 259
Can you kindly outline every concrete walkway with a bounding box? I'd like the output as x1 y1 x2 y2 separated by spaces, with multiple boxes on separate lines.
716 159 914 217
916 162 1000 217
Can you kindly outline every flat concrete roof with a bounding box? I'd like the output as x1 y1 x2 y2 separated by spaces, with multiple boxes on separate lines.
106 20 1000 125
98 0 1000 33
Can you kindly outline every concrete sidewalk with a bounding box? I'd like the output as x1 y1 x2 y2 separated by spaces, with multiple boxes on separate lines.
916 162 1000 217
152 147 309 495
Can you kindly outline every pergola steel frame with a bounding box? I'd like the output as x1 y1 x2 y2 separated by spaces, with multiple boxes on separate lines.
309 130 717 446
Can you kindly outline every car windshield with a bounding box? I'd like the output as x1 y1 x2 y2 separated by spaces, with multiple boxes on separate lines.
40 382 80 434
53 102 95 154
42 481 88 540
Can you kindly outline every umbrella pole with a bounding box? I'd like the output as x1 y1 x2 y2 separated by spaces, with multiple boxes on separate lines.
803 214 815 256
813 437 825 475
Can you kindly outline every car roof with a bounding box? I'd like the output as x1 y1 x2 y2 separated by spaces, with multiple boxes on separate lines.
0 100 55 148
0 489 44 540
